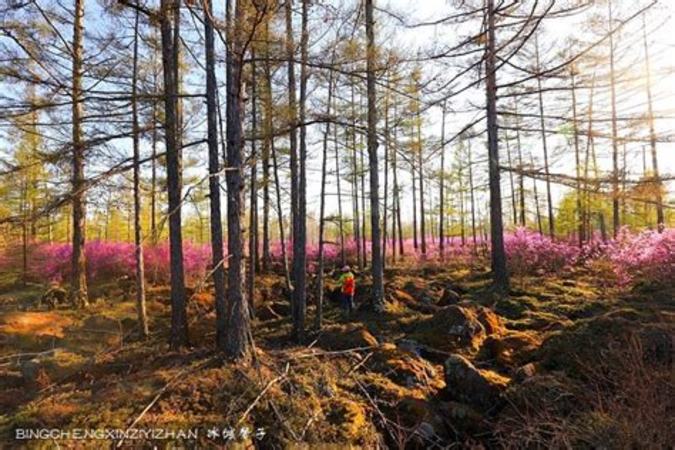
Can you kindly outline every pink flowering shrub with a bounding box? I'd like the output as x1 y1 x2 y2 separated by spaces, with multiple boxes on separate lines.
29 241 135 283
146 242 211 284
504 228 580 276
601 228 675 288
0 227 669 290
26 240 211 285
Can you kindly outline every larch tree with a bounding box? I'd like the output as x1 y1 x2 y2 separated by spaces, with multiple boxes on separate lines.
203 0 227 350
160 0 189 349
365 0 384 311
70 0 88 308
485 0 508 291
224 0 251 360
131 7 148 337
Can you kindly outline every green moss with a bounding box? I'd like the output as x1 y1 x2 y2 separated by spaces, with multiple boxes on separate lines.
495 297 537 319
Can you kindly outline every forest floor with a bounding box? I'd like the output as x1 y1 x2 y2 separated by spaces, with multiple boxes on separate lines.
0 262 672 448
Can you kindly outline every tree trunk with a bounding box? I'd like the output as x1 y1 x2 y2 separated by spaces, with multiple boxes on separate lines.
583 73 597 242
365 0 384 310
70 0 88 308
486 0 508 291
150 65 159 244
608 0 620 237
505 131 517 226
382 85 390 268
288 0 308 342
350 83 362 270
160 0 188 349
204 0 227 350
284 0 300 305
411 138 418 251
21 183 28 286
132 8 148 337
224 0 250 360
416 97 426 255
514 102 526 227
334 86 346 266
535 34 554 239
458 148 466 246
248 54 258 319
272 138 291 291
439 101 446 258
642 15 664 232
392 104 404 257
467 138 477 247
316 66 334 330
360 118 367 267
261 22 273 269
531 153 544 236
570 67 584 247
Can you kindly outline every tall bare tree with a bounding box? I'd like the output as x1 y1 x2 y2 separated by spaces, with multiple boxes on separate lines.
131 8 148 337
365 0 384 310
485 0 508 291
608 0 620 237
70 0 88 308
224 0 251 360
204 0 227 350
642 15 664 232
160 0 189 349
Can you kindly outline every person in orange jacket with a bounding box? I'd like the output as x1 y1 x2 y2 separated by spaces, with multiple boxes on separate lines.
338 265 355 318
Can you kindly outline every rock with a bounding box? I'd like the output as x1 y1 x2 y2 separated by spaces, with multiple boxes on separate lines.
482 330 541 367
440 306 486 349
397 338 423 357
443 354 509 410
513 362 537 382
390 289 438 313
371 344 442 390
538 313 672 374
438 288 461 306
476 307 505 335
412 305 489 352
318 325 379 351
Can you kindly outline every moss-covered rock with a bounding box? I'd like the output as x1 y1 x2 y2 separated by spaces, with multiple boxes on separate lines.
476 307 505 336
370 343 443 391
538 312 672 376
318 324 379 351
443 354 509 410
412 306 487 352
438 288 461 306
482 330 541 367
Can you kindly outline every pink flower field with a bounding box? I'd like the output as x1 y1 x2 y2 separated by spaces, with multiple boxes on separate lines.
3 228 673 290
